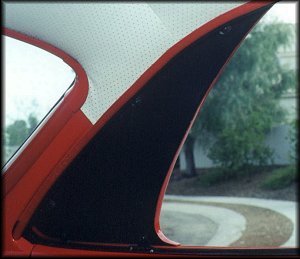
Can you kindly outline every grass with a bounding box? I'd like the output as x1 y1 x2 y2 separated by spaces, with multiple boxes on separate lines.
196 165 298 190
196 165 258 187
260 165 297 190
197 168 231 187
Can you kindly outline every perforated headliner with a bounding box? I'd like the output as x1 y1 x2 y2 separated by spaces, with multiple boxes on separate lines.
4 2 246 124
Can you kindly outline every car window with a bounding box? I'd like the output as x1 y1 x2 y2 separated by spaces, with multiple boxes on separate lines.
21 4 279 248
160 2 298 248
3 36 76 167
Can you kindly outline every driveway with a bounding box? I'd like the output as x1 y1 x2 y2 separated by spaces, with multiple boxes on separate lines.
160 195 297 247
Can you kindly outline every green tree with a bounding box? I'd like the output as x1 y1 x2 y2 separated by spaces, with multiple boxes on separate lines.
183 21 295 177
288 118 298 163
5 113 39 147
6 119 28 146
28 113 39 135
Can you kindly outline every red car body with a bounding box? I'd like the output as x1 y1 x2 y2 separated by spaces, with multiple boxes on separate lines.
2 1 297 257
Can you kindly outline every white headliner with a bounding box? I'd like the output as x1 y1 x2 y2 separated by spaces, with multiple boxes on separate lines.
4 2 245 124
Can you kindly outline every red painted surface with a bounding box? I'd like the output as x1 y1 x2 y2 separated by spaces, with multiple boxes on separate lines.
2 29 92 256
3 1 277 257
2 28 90 196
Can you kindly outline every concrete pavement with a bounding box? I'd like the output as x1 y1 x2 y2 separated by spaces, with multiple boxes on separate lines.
161 195 297 247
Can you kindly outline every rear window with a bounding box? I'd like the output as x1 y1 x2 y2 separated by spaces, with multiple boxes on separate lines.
161 1 298 248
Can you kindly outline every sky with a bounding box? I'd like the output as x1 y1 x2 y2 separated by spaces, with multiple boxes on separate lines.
4 2 298 128
4 37 75 126
267 1 297 24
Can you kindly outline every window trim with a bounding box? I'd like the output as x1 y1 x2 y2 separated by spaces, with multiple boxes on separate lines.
2 28 89 195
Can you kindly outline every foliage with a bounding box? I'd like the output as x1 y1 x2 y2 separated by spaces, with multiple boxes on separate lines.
198 165 259 187
28 113 39 135
197 168 227 187
5 113 39 146
6 120 28 146
190 21 295 174
261 165 297 190
2 131 8 146
287 118 298 163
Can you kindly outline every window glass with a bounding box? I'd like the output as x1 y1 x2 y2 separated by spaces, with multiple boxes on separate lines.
2 36 76 166
161 2 298 248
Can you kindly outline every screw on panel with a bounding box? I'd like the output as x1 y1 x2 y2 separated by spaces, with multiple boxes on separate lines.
219 25 232 35
131 96 142 107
